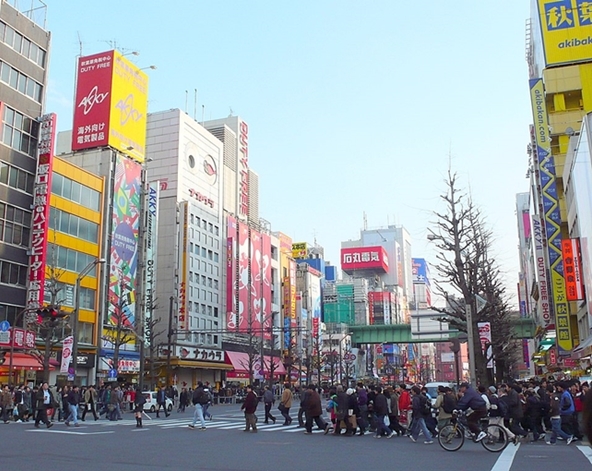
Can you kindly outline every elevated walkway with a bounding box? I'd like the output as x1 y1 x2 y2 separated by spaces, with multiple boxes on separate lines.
350 317 536 345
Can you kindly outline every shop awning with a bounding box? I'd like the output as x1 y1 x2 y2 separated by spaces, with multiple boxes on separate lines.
225 351 286 376
171 359 234 370
0 353 55 371
572 334 592 359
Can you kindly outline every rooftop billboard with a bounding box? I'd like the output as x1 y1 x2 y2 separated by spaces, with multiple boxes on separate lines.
341 246 389 273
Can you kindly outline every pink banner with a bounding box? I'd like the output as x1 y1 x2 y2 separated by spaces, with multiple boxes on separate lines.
226 216 237 330
261 232 272 340
249 228 263 336
237 221 249 332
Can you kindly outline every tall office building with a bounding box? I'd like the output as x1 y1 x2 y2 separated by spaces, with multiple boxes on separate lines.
0 1 50 323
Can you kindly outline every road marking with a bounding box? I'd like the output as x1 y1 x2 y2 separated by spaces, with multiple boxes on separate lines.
28 429 114 435
490 443 520 471
577 445 592 464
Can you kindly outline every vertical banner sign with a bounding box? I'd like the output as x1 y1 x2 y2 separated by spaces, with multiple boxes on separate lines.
249 228 263 336
143 182 159 335
237 221 249 332
283 276 290 320
177 202 188 330
61 336 74 373
477 322 493 369
531 213 552 327
226 216 237 330
261 232 272 340
108 155 141 329
26 113 57 319
238 120 249 217
289 259 297 320
522 339 530 369
529 78 573 354
561 238 585 301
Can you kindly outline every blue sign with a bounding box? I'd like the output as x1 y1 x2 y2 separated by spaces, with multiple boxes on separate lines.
412 258 430 286
108 368 118 380
0 321 10 332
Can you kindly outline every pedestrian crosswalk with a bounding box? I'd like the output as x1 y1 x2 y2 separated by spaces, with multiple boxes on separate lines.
86 416 329 433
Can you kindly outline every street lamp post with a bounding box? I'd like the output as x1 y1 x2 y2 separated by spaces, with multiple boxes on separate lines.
72 258 105 384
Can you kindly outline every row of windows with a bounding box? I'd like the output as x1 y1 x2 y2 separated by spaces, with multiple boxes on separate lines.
43 281 96 311
187 302 219 317
2 105 39 158
190 258 219 277
189 243 219 262
0 304 21 324
0 60 43 102
0 260 27 286
0 201 30 247
187 273 219 290
0 161 34 193
49 207 99 243
0 21 46 67
187 286 219 304
51 173 101 211
46 243 99 276
190 214 220 236
181 331 219 347
195 232 219 249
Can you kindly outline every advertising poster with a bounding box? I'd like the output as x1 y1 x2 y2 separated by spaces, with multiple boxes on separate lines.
249 228 263 336
261 232 272 340
237 221 249 332
108 155 141 329
226 216 237 330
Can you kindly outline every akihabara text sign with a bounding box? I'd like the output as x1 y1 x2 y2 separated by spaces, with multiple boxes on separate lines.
72 50 148 163
26 113 56 314
341 246 389 273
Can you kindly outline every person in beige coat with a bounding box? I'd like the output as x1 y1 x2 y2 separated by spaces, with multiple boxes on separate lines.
280 383 293 426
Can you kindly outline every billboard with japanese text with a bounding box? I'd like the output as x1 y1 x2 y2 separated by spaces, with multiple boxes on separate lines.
72 50 148 163
341 246 389 273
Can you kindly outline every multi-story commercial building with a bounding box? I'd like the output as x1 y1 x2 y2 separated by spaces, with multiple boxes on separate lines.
0 1 50 323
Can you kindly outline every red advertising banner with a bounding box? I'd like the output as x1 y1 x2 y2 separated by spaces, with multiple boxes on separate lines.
237 221 249 332
226 216 237 330
72 51 114 150
561 238 585 301
261 232 272 341
0 328 36 349
26 113 56 316
341 246 389 273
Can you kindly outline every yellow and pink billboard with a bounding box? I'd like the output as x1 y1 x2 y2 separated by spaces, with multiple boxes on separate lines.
72 50 148 163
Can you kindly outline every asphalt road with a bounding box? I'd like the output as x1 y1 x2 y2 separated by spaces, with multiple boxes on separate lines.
1 403 591 471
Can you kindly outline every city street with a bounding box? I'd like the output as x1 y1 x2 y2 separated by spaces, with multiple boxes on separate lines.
0 403 590 471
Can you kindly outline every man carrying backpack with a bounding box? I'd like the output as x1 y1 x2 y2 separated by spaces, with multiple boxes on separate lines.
434 386 454 430
188 382 208 430
487 385 516 444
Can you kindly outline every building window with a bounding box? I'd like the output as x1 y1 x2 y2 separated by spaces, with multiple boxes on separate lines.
0 202 30 246
0 61 43 102
0 260 26 286
46 243 99 276
213 307 218 318
0 161 34 193
0 21 46 67
48 207 99 243
214 225 219 236
51 173 101 210
1 106 39 159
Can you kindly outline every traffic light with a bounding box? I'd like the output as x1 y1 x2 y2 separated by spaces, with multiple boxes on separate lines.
449 338 460 354
0 351 5 366
36 306 60 324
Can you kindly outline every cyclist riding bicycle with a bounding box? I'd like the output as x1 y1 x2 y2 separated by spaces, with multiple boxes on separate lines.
455 382 488 442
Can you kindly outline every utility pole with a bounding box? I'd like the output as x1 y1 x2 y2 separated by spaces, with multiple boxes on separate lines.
166 295 173 386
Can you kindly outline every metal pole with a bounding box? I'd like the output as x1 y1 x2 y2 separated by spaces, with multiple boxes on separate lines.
454 350 460 388
466 303 477 386
166 296 173 386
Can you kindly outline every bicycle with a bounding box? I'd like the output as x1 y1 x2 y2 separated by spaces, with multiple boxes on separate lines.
438 410 508 453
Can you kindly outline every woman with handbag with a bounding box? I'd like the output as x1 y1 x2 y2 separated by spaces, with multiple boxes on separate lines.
279 383 293 425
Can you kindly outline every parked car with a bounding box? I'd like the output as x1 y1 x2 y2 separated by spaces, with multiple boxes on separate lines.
142 392 173 413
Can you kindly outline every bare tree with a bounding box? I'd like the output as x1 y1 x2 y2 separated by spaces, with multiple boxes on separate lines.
428 171 520 385
102 281 135 377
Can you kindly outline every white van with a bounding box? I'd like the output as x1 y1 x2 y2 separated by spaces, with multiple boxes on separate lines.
423 382 456 405
142 392 173 413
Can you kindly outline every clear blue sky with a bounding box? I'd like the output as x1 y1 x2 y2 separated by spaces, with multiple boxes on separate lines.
44 1 532 306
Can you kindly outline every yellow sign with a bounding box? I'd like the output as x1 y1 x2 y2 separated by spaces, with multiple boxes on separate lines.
108 50 149 163
292 242 308 259
529 78 573 353
537 0 592 66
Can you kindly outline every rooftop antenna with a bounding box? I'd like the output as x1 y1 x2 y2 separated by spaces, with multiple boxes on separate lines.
202 104 205 126
229 107 234 117
77 31 83 56
363 211 367 230
313 228 318 247
193 89 198 121
185 90 188 115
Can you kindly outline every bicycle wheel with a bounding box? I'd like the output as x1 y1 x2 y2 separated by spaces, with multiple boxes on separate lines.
438 424 464 451
480 424 508 452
